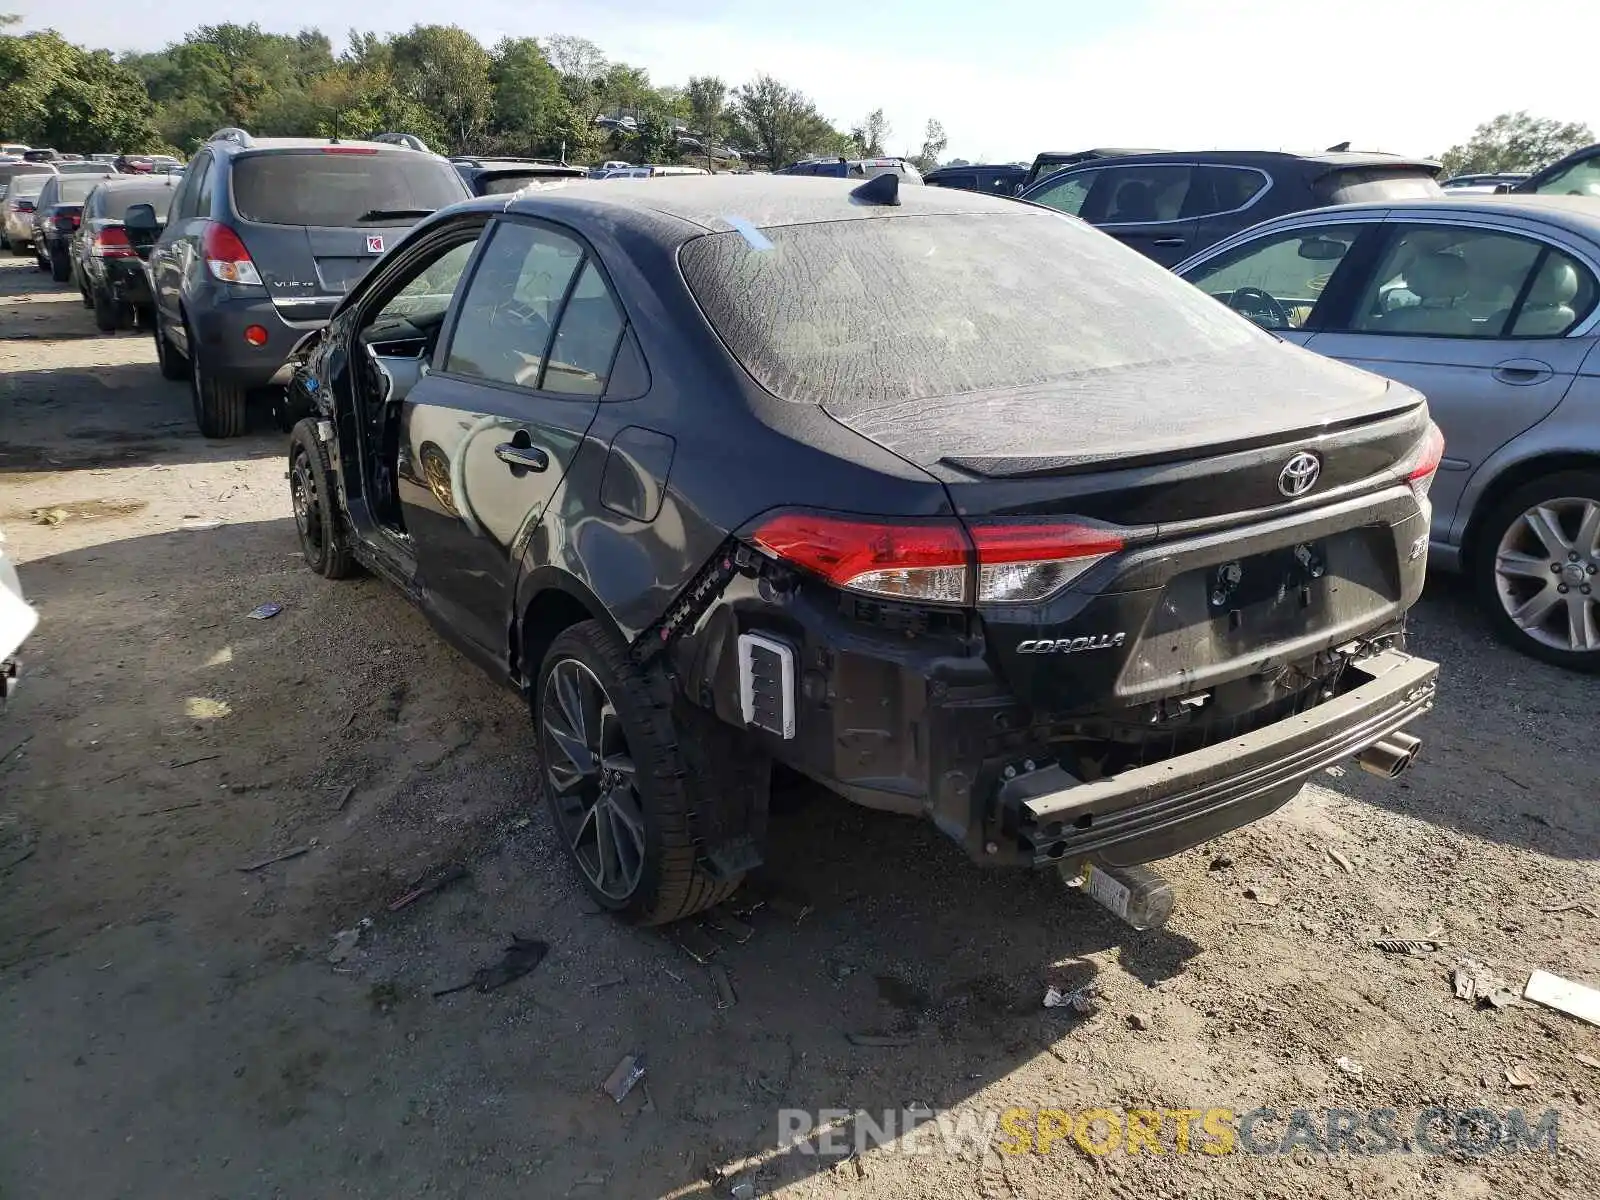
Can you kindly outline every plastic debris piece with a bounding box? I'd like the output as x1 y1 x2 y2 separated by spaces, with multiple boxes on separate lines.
1335 1056 1364 1077
328 917 372 964
1326 847 1354 873
1573 1053 1600 1070
432 935 548 997
247 602 282 620
387 864 468 912
1453 957 1519 1009
1243 887 1280 907
601 1054 646 1102
1523 969 1600 1027
709 963 737 1010
1538 901 1600 918
31 508 69 526
1505 1065 1538 1088
845 1032 916 1047
672 924 720 964
729 1182 757 1200
1043 983 1100 1014
1374 938 1439 955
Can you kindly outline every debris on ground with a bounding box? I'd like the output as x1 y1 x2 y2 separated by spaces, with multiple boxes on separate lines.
590 973 626 991
569 1171 610 1192
30 507 69 527
238 842 314 872
1208 855 1233 871
1243 886 1280 907
169 753 220 769
432 935 549 997
1335 1056 1364 1077
1044 983 1100 1014
1522 969 1600 1027
247 602 282 620
328 917 373 964
1453 957 1519 1009
601 1054 646 1102
1325 847 1354 873
729 1181 757 1200
672 924 721 964
334 782 358 811
387 864 468 912
709 963 737 1010
1505 1065 1538 1088
764 894 813 925
845 1032 917 1047
1374 938 1439 955
1538 901 1600 918
1573 1053 1600 1070
1127 1011 1153 1030
706 908 755 943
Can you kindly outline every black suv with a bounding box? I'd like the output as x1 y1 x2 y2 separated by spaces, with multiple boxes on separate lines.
923 164 1026 196
1019 150 1443 266
452 157 589 196
127 128 468 437
283 176 1440 926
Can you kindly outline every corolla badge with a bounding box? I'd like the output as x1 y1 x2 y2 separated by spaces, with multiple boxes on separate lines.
1017 633 1126 654
1277 452 1321 498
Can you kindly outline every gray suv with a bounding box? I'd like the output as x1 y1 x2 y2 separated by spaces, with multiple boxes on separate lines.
127 128 468 437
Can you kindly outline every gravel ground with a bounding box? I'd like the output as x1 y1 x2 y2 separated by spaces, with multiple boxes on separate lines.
2 254 1598 1200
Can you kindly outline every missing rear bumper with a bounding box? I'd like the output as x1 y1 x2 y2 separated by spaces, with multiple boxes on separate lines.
1000 648 1437 867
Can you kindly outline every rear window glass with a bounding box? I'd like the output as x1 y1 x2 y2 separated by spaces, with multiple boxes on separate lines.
102 185 176 220
57 162 113 175
681 212 1261 409
1315 168 1441 206
231 152 465 227
478 171 562 196
6 173 50 198
1530 156 1600 198
58 176 113 203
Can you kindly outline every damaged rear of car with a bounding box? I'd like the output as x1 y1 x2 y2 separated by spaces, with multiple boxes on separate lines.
669 200 1440 877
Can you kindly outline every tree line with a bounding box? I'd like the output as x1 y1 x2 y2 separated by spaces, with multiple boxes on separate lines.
0 17 950 171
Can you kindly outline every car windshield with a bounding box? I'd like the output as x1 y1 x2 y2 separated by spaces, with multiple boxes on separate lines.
7 174 51 199
1530 155 1600 198
58 176 113 203
680 211 1262 409
231 152 465 227
100 185 176 220
1314 168 1441 206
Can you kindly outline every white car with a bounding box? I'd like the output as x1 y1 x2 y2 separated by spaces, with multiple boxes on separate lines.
0 540 38 713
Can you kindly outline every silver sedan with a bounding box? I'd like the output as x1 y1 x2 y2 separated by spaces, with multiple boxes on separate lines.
1176 196 1600 671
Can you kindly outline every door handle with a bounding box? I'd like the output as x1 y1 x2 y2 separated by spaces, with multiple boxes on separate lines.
495 441 548 471
1492 360 1553 385
1152 237 1186 247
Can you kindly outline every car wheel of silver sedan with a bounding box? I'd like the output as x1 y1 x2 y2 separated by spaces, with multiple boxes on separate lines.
1477 471 1600 672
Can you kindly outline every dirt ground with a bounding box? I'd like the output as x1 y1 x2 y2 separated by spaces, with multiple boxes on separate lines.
2 253 1599 1200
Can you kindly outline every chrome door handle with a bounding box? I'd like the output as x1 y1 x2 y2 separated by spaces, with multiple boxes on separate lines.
1152 237 1186 247
495 442 548 471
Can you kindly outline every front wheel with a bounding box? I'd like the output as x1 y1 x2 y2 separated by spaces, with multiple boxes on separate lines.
536 622 745 925
288 419 356 579
1475 471 1600 672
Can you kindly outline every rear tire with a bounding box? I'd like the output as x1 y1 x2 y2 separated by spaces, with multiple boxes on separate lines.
1473 470 1600 672
49 250 70 282
154 315 187 380
288 419 357 579
189 328 248 438
6 239 24 256
535 621 746 925
91 286 124 333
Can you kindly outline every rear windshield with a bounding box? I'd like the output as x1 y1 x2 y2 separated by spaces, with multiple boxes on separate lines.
1530 155 1600 197
1314 168 1441 206
58 176 113 203
681 212 1261 408
57 162 114 175
231 152 465 227
478 170 567 196
102 185 176 220
5 173 51 198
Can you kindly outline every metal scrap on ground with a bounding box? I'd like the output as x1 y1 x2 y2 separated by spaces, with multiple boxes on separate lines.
601 1054 646 1102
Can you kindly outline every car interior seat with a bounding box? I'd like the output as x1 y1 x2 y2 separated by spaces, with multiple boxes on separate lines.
1379 252 1475 335
1490 259 1582 336
1108 180 1157 223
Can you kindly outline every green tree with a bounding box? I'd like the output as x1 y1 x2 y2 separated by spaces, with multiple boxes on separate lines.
685 75 726 146
487 37 562 155
389 25 493 153
729 74 846 170
1439 111 1594 177
909 118 947 173
850 108 889 157
0 30 160 151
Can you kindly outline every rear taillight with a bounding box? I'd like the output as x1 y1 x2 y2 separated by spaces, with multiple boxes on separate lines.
746 512 1124 606
1401 423 1445 504
90 227 135 258
201 222 262 285
14 199 35 213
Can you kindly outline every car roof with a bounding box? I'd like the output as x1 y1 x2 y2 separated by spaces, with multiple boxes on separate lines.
927 163 1024 173
212 138 423 155
96 174 179 188
1227 194 1600 238
487 175 1022 235
1048 149 1440 171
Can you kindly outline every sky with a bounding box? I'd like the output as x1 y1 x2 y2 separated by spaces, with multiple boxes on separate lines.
18 0 1600 163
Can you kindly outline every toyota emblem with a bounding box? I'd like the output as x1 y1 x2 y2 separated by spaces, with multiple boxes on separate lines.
1278 452 1321 498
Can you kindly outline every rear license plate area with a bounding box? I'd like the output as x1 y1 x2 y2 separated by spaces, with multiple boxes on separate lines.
1208 542 1327 637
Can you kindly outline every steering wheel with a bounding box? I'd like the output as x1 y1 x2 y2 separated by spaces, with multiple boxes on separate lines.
1227 286 1292 329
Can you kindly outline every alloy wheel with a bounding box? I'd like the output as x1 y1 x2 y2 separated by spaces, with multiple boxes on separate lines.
1493 496 1600 653
539 659 646 900
290 446 322 555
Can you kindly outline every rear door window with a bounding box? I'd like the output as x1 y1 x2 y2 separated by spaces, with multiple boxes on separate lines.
1197 166 1270 215
1314 168 1441 206
230 152 465 228
1087 165 1196 224
542 262 626 396
445 220 585 388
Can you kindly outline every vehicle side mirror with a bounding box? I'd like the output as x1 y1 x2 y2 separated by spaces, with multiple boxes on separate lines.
123 203 160 258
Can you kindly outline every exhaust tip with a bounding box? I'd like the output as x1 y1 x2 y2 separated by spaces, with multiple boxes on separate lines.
1357 737 1420 780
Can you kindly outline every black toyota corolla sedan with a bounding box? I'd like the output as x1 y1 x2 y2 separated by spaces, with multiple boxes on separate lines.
283 176 1442 926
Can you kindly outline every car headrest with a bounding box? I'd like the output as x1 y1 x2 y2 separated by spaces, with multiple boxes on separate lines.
1527 260 1581 306
1404 252 1469 302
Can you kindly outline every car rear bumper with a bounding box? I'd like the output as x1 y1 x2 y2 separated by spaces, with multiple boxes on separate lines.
188 296 325 388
